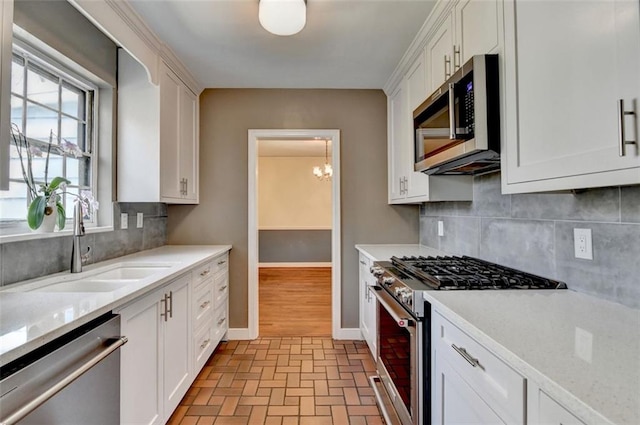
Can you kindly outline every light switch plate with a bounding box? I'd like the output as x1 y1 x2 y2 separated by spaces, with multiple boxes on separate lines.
120 213 128 230
136 212 143 228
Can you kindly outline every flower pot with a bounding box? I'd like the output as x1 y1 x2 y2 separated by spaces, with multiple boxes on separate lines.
35 209 57 233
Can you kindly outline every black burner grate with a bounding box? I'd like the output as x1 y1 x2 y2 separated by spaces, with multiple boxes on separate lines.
390 255 566 290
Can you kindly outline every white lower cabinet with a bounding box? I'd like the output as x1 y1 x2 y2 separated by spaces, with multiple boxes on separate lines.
117 274 191 425
433 311 525 424
117 253 230 425
434 353 506 424
528 382 586 425
358 253 376 357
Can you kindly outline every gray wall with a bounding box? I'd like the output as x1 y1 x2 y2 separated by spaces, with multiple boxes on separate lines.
167 89 419 330
1 203 167 286
14 0 118 86
259 230 331 263
420 173 640 309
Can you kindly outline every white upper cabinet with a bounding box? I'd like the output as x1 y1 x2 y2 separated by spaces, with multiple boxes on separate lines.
425 12 454 94
118 52 199 204
0 0 13 190
502 0 640 193
425 0 502 94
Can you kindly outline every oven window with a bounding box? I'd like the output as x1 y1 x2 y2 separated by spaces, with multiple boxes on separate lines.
378 303 412 414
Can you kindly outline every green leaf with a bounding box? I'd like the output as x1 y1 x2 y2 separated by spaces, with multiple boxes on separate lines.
27 196 47 229
49 177 70 191
56 202 66 230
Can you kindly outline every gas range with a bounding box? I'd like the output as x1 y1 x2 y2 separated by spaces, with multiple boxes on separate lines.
371 255 567 318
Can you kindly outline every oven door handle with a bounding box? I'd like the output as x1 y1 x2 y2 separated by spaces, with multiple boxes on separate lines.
370 286 413 328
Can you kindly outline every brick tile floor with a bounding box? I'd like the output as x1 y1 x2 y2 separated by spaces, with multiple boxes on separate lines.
167 338 384 425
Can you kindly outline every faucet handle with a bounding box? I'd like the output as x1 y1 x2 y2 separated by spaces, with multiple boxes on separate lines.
81 246 91 264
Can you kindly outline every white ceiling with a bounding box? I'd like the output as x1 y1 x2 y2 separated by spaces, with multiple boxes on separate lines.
128 0 437 89
258 139 332 157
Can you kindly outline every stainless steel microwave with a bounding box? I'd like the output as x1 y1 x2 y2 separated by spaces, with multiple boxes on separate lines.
414 54 500 175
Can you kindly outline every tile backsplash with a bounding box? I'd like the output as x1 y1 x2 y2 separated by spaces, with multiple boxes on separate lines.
420 173 640 309
0 203 167 286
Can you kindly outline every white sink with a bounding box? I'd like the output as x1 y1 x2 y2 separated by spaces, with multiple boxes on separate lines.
19 263 174 293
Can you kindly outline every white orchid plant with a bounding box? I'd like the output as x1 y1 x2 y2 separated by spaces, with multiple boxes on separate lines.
10 124 99 230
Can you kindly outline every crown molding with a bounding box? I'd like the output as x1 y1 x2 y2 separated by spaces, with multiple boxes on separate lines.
68 0 203 94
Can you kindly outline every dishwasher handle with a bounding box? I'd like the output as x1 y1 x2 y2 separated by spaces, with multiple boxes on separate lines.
0 336 128 425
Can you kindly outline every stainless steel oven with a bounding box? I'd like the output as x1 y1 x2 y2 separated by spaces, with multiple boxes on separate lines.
368 265 429 425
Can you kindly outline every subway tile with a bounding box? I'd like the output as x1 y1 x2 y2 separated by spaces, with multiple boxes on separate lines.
511 187 620 222
480 218 555 278
438 216 480 257
555 221 640 309
621 185 640 223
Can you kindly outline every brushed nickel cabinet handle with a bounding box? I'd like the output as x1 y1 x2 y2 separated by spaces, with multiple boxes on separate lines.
219 285 228 292
454 45 461 69
452 343 484 370
167 290 173 319
160 295 168 322
200 269 210 277
217 317 226 326
618 99 637 157
217 260 226 265
444 55 451 79
200 300 211 309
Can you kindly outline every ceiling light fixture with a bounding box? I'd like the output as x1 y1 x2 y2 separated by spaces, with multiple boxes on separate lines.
313 140 332 181
259 0 307 36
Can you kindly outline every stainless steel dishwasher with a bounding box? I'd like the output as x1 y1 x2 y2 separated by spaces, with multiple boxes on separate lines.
0 313 127 425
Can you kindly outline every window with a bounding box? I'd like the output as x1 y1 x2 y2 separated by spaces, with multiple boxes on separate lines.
0 45 97 227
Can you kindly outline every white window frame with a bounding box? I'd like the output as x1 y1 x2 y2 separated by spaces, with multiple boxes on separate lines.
0 37 100 236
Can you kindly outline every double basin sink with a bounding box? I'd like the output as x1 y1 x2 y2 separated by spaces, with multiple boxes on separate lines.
6 263 175 293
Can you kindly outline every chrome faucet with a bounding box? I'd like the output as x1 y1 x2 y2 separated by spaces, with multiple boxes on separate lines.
70 201 90 273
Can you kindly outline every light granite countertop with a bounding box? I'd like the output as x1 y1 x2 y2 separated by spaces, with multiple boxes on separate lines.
0 245 231 366
355 244 640 425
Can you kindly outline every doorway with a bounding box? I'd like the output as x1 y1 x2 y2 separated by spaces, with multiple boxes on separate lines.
248 129 341 339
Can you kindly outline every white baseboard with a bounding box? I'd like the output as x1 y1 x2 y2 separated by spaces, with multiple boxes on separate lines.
227 327 363 341
259 262 332 268
227 328 255 340
334 328 363 340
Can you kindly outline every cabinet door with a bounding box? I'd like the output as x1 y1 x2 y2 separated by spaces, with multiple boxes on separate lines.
503 0 640 192
118 291 163 425
0 0 13 190
159 65 182 200
388 84 408 202
433 354 506 425
162 275 192 419
537 391 585 425
358 254 375 356
455 0 501 66
405 55 433 200
179 86 198 202
425 13 454 94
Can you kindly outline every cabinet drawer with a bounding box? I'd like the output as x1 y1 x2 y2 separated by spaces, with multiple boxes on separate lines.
212 254 229 274
193 281 213 329
434 311 525 424
537 390 585 425
212 307 228 342
194 323 214 372
193 261 214 287
214 273 229 309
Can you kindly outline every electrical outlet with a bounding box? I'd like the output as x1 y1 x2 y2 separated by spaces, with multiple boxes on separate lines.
573 228 593 260
136 212 144 228
120 213 128 230
438 220 444 237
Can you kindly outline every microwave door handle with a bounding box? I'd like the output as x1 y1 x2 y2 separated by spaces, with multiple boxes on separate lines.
448 82 456 139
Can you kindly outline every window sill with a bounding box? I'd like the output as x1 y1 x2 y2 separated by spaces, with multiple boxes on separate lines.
0 226 114 244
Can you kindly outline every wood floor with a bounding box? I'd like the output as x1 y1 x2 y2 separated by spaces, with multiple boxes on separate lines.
259 268 332 337
167 337 383 425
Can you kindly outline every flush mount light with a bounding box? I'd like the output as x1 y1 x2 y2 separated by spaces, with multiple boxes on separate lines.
259 0 307 36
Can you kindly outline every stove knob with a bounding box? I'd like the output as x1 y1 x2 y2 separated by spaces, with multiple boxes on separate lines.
394 287 403 296
383 277 395 286
401 293 412 305
370 266 384 277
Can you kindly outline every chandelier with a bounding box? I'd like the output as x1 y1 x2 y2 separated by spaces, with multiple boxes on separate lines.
313 140 333 181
